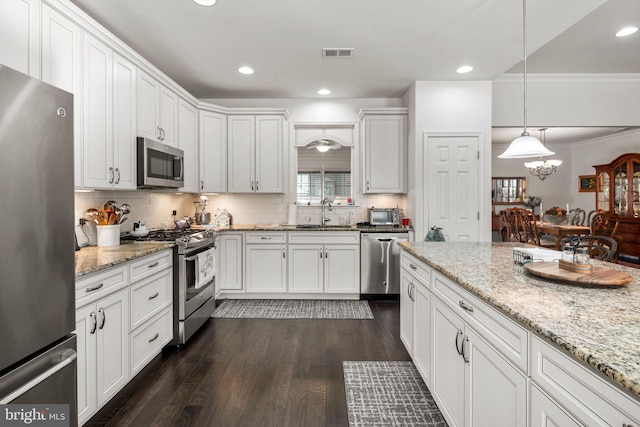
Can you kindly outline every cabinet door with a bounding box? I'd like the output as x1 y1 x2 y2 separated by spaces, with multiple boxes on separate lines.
413 280 431 388
41 4 83 188
364 115 406 193
399 270 414 355
255 115 283 193
218 234 243 291
178 99 198 192
82 32 114 189
288 245 324 293
228 115 255 192
76 304 97 426
95 289 129 407
245 244 286 293
199 111 227 192
530 385 581 427
432 297 465 427
465 327 527 427
324 245 359 293
0 0 40 77
159 86 178 146
112 53 136 189
137 70 160 141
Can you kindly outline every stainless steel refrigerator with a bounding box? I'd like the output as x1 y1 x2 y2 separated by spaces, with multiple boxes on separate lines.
0 64 77 426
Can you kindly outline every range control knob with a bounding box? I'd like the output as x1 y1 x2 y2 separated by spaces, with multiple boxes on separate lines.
180 235 191 243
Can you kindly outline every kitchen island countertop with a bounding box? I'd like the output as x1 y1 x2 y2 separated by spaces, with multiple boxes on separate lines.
75 242 174 279
399 241 640 400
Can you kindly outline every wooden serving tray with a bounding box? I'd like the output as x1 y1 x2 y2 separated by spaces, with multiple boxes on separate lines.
524 262 633 286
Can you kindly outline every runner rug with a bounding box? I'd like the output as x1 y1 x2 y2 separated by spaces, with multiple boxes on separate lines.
213 299 374 319
343 361 448 427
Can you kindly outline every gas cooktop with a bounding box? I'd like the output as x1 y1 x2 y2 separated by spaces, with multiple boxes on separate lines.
121 228 216 248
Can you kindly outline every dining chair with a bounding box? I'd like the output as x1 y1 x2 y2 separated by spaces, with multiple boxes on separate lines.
586 210 596 227
569 208 586 226
591 210 620 238
500 208 524 242
560 235 618 263
517 210 540 245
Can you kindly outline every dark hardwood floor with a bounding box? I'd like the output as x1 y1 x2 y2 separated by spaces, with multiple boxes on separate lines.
86 300 409 427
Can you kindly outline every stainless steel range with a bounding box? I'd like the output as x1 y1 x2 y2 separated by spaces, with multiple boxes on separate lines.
123 228 217 345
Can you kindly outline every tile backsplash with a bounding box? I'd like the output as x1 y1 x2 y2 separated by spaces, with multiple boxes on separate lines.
74 190 404 246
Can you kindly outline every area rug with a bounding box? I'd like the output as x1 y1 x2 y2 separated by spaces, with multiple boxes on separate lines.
343 361 448 427
212 299 374 319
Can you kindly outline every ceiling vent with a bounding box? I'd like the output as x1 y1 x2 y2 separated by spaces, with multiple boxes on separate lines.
322 48 354 58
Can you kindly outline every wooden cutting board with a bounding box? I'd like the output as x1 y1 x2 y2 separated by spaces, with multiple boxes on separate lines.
524 262 633 286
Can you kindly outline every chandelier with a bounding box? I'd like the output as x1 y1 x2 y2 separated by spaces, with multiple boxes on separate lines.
524 128 562 181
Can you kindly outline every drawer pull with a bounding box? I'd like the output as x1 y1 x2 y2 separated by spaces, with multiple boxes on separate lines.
86 283 104 293
148 292 159 300
459 300 474 312
260 236 272 240
455 329 463 355
148 333 159 343
147 261 159 268
462 336 470 363
89 312 97 334
97 308 105 330
409 263 418 270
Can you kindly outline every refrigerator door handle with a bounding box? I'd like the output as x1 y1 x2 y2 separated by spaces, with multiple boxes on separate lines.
0 349 77 404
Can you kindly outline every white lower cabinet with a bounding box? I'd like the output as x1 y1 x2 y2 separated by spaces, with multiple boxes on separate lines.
217 233 243 292
412 281 431 386
288 243 360 293
246 243 287 293
76 249 173 425
288 244 324 293
76 287 129 426
531 384 581 427
399 271 415 356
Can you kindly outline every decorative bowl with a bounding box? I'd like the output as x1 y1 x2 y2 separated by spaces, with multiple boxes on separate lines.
546 215 567 225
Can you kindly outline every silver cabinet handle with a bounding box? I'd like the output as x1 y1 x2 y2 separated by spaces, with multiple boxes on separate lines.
86 283 104 293
283 249 286 259
462 336 470 363
200 180 204 191
114 168 120 184
325 249 328 259
108 166 114 184
409 263 418 270
366 180 370 191
90 312 97 334
148 292 159 300
260 236 272 240
148 333 159 343
455 329 463 355
256 181 259 191
98 308 105 330
148 261 159 268
320 250 323 259
251 180 254 191
459 300 474 312
157 126 161 140
0 349 76 404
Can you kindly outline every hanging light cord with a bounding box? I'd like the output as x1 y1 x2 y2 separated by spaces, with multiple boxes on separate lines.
522 0 529 137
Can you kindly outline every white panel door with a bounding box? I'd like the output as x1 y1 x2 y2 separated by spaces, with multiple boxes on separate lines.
255 115 283 193
228 115 255 192
112 53 136 189
324 245 359 293
399 271 414 356
159 86 178 146
136 70 160 141
0 0 40 77
426 135 479 242
245 244 286 292
178 99 198 192
288 245 323 293
218 234 243 290
413 280 431 388
76 304 97 426
530 385 581 427
364 115 405 193
199 111 227 192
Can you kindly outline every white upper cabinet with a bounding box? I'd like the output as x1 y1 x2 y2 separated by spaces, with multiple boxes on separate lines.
178 99 198 193
361 109 407 193
40 4 83 188
294 125 354 147
199 110 227 193
83 32 136 190
228 115 284 193
0 0 40 77
137 70 178 146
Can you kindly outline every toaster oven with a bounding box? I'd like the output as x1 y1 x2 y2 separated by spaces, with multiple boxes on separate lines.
369 208 401 226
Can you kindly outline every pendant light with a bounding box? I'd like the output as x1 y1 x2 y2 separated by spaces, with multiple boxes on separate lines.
498 0 555 159
524 128 562 181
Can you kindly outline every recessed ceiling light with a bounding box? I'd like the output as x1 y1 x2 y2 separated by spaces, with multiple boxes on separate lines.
615 26 638 37
238 66 254 75
317 89 331 95
192 0 216 5
456 65 474 74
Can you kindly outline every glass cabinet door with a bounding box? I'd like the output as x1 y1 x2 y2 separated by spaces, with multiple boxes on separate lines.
613 163 628 216
633 160 640 218
596 172 609 212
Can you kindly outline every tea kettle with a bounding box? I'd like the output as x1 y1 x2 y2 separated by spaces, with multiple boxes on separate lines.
131 220 149 237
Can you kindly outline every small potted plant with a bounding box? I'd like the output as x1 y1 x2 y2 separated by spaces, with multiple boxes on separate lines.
544 206 567 224
524 196 541 214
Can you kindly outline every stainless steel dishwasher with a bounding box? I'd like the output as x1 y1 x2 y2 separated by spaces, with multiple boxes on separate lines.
360 231 409 297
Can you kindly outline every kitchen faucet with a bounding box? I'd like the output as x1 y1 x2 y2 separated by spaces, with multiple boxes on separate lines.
321 197 334 225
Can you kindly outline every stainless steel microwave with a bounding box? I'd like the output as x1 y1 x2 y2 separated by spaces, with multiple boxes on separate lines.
369 208 401 226
137 137 184 188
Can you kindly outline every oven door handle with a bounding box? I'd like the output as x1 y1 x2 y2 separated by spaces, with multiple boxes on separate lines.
185 255 198 262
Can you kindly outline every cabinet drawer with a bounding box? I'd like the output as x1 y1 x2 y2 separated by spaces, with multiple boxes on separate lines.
129 249 173 283
76 265 128 308
400 252 430 288
531 336 640 427
130 268 172 330
288 231 360 245
245 232 287 244
130 306 172 376
432 271 529 373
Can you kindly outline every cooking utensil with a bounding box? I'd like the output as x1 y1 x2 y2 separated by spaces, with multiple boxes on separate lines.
85 208 99 224
118 203 131 224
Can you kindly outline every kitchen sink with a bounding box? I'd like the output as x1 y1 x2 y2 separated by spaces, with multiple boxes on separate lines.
295 224 353 229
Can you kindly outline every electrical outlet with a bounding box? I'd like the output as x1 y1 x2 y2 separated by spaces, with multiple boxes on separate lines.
172 210 177 216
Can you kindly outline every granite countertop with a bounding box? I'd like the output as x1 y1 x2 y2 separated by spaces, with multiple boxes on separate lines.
194 224 411 232
399 241 640 399
75 242 174 279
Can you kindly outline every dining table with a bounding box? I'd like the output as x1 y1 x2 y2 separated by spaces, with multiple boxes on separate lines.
538 222 592 250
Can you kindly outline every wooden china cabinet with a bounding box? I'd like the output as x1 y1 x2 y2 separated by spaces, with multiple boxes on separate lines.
593 153 640 258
